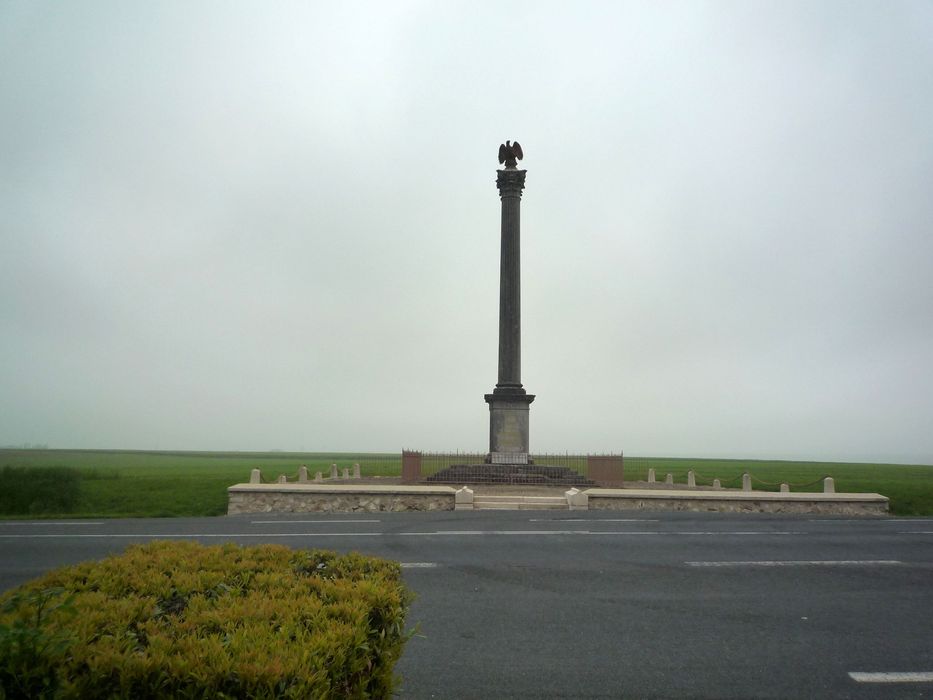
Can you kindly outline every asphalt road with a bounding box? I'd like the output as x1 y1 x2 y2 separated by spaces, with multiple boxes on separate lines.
2 511 932 699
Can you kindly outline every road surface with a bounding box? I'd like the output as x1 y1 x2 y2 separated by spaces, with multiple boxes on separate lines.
2 511 932 698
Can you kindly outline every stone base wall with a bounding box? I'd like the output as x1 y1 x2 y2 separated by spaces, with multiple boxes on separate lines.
587 496 888 516
228 487 454 515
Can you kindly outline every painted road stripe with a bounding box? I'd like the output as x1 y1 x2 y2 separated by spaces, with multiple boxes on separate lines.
0 533 385 539
902 531 933 534
849 672 933 683
250 519 380 524
398 530 802 537
0 529 805 540
686 560 903 567
528 518 659 523
807 519 896 523
399 562 438 568
809 519 933 523
886 519 933 523
0 522 104 526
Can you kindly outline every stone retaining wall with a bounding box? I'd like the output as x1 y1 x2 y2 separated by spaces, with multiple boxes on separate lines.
227 484 456 515
585 488 889 516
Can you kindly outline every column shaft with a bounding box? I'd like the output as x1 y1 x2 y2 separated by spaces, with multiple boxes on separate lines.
498 191 521 388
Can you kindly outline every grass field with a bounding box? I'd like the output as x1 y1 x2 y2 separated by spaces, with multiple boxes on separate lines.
1 449 931 517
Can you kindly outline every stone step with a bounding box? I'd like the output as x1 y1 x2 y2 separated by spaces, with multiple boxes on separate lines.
473 495 565 503
473 495 568 511
473 501 524 510
474 502 568 511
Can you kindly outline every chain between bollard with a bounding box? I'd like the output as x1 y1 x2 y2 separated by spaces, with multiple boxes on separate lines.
749 474 832 489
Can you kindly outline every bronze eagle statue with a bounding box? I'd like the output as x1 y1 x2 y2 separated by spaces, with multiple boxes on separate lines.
498 140 523 168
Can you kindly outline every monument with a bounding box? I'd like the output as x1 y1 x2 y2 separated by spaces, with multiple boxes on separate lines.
485 140 534 465
424 142 594 486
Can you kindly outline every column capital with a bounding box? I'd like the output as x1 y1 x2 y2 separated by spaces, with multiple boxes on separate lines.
496 169 526 198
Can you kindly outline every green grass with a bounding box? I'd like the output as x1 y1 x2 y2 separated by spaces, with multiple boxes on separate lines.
621 457 933 516
1 449 931 517
0 449 399 518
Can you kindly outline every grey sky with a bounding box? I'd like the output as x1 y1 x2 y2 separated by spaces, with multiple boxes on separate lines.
2 1 932 462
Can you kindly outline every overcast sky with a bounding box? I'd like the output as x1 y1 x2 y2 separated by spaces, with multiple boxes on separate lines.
2 1 932 463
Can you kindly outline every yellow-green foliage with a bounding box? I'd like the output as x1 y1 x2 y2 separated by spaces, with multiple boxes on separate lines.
0 542 413 699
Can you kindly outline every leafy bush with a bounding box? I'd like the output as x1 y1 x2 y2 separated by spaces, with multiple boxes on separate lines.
0 542 413 699
0 467 80 515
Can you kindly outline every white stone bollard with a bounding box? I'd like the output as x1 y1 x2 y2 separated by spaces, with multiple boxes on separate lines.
455 486 474 510
314 471 323 482
780 483 789 493
565 487 589 511
330 464 338 479
823 477 835 494
249 468 262 484
352 463 361 479
713 479 721 489
665 473 673 486
341 467 350 479
742 473 751 492
687 470 696 488
277 474 287 484
647 468 656 484
298 466 309 483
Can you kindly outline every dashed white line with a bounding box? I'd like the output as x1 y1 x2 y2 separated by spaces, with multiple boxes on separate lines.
809 519 933 523
686 560 903 567
250 519 380 524
397 530 802 537
807 519 896 523
0 529 807 540
400 562 438 569
0 533 385 539
849 672 933 683
887 519 933 523
528 518 659 523
669 531 804 536
0 522 104 526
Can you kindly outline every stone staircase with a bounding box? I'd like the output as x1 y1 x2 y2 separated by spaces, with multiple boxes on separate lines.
472 495 568 511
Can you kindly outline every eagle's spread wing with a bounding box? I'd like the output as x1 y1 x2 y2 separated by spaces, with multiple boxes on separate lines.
498 143 507 165
512 141 523 161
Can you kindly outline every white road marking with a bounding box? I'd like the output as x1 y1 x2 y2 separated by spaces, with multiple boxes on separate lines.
400 562 438 568
888 519 933 523
398 530 802 537
665 531 805 536
807 519 896 523
0 522 104 526
528 518 659 523
686 560 903 567
849 672 933 683
901 531 933 535
809 519 933 523
0 533 385 539
0 529 806 540
250 519 380 524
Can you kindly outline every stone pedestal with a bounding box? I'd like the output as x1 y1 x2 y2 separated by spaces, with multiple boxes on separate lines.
485 392 534 463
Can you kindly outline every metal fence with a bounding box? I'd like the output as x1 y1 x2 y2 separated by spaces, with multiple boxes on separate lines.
414 452 614 477
400 451 624 485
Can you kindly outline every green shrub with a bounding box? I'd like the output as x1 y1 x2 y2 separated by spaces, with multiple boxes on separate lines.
0 467 80 515
0 542 413 699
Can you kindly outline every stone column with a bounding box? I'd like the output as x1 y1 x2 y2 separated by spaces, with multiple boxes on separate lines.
485 166 534 464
